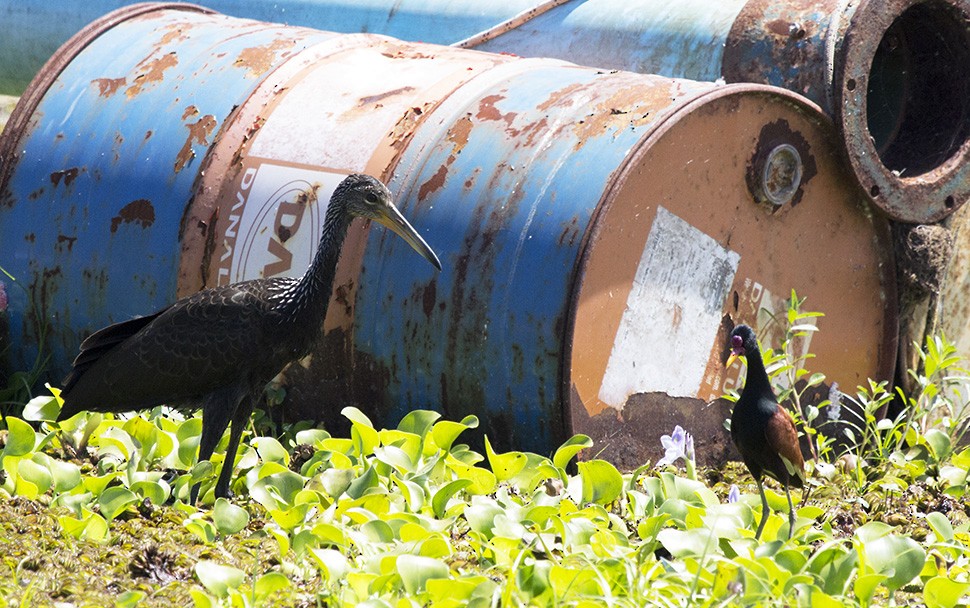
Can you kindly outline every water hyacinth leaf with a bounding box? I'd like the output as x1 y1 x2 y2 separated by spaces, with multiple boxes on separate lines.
316 467 354 498
4 416 36 456
250 469 306 511
254 572 290 602
397 554 449 594
195 560 245 598
177 418 203 467
432 479 473 518
311 548 350 581
43 455 81 492
268 503 311 531
361 519 395 543
516 559 552 600
115 590 146 608
859 532 926 593
346 464 379 499
123 417 163 458
465 501 504 537
397 409 441 437
657 528 718 558
59 510 108 542
18 458 52 494
430 416 478 453
99 486 139 520
577 459 623 505
374 445 414 473
22 394 60 422
295 428 331 448
923 429 952 462
96 426 136 461
131 480 168 505
426 577 482 605
343 407 379 456
252 437 289 465
189 589 214 608
447 456 496 495
484 436 527 481
927 511 955 542
553 435 592 470
924 576 970 608
213 497 250 535
854 573 888 604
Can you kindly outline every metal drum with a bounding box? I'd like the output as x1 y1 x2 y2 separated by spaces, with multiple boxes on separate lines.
0 5 895 462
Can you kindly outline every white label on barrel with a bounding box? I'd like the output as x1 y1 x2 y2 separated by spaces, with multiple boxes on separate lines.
218 161 346 285
599 206 740 405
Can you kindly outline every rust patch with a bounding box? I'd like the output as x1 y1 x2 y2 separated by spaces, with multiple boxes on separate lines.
235 38 296 79
126 52 178 98
476 94 516 126
55 234 77 252
418 165 448 201
28 188 44 201
110 199 155 233
182 105 199 120
49 168 79 188
144 130 153 141
174 115 217 173
448 115 474 153
360 87 417 107
158 23 190 46
92 77 127 97
421 280 437 318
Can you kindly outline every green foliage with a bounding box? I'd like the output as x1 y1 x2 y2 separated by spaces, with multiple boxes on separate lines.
4 316 970 604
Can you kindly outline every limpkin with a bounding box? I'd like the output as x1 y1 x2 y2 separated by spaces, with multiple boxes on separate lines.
58 174 441 502
727 324 806 540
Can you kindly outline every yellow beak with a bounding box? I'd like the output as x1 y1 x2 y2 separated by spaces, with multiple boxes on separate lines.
726 352 741 369
375 204 442 271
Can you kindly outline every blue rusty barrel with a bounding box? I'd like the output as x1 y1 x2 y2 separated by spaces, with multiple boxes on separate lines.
1 6 895 462
4 0 968 223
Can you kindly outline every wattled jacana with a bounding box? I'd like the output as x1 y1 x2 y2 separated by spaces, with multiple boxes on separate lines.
727 324 806 539
58 174 441 502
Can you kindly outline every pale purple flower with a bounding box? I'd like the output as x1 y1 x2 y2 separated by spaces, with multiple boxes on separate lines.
727 484 740 504
656 425 694 468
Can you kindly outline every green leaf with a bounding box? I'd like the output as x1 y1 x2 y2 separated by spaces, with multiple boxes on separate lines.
4 417 36 456
213 498 250 535
857 530 926 593
924 576 970 608
923 429 952 462
252 437 289 465
447 456 496 495
45 456 82 493
59 510 108 542
346 464 379 499
295 428 331 447
316 468 354 498
17 458 52 494
516 560 552 600
577 459 623 505
131 480 168 505
927 511 955 542
553 435 592 470
397 554 449 594
854 573 888 604
432 479 472 518
398 409 441 437
484 436 527 481
310 548 351 581
250 469 306 511
343 407 379 456
431 416 478 453
23 395 60 422
195 560 245 598
254 572 290 602
115 590 146 608
99 486 139 520
657 528 718 558
177 418 203 467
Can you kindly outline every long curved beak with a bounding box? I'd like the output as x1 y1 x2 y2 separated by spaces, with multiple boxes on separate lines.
375 204 442 270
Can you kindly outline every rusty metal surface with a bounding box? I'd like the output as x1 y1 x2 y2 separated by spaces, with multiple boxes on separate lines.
567 86 897 467
0 5 337 377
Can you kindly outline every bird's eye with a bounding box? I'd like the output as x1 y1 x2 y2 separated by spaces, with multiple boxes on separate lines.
365 192 379 204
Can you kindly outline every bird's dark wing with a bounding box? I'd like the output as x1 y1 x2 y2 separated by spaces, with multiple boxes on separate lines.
765 406 806 487
60 279 297 416
62 310 166 393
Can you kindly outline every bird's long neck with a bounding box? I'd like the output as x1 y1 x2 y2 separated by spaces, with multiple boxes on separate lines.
743 342 774 401
275 197 352 324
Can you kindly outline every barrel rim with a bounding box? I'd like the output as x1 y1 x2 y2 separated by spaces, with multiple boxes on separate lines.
0 2 214 194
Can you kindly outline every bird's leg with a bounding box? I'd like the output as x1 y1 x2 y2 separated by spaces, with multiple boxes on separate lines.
190 393 235 504
785 483 796 540
213 397 255 499
755 477 769 540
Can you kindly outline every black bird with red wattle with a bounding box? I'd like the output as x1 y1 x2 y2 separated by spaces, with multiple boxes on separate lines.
727 324 806 539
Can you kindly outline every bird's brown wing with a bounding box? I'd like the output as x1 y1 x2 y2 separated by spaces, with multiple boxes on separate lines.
60 280 293 415
765 406 806 485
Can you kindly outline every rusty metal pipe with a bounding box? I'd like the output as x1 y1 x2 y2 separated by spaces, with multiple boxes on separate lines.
0 6 896 462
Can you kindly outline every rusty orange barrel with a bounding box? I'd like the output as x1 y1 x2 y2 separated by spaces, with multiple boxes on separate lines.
0 5 895 461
